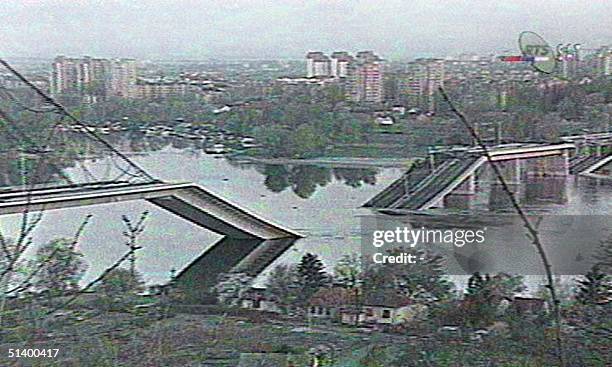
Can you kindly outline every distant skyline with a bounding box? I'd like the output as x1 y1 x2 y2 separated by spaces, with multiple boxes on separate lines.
1 1 610 60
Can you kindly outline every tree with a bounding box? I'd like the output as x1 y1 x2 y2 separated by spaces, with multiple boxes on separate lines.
97 268 145 297
214 272 254 307
575 265 611 305
33 238 88 296
463 272 526 326
121 211 149 278
296 253 329 304
265 264 301 313
333 253 364 290
595 236 612 274
290 124 329 158
557 91 586 120
322 84 346 111
364 248 453 303
334 254 364 325
466 272 526 302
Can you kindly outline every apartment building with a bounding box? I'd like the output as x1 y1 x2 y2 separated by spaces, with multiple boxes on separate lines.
404 58 445 112
306 52 331 78
51 56 137 100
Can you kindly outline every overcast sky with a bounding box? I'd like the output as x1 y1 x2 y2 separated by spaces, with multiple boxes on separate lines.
0 0 610 60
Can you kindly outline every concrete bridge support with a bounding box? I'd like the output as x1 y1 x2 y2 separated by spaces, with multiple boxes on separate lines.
488 182 523 211
496 159 523 184
525 152 569 177
522 177 568 205
487 160 525 209
444 175 477 209
547 151 570 176
451 174 476 195
175 237 298 303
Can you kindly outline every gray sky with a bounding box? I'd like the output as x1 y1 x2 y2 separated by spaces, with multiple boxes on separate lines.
1 0 610 60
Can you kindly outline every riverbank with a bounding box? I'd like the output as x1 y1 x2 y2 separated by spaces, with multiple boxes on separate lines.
2 300 607 366
231 156 415 168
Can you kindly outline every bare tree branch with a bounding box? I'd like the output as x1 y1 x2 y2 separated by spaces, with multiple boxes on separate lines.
43 247 138 317
438 86 566 367
5 214 93 295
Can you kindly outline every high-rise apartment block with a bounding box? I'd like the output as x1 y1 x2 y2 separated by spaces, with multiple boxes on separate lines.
305 50 384 103
330 51 353 78
595 46 611 76
51 56 137 100
306 52 331 78
107 59 137 98
404 58 445 112
348 51 384 103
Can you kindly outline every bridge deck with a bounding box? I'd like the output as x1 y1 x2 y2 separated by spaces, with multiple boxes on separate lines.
561 132 612 145
365 142 575 211
0 182 302 240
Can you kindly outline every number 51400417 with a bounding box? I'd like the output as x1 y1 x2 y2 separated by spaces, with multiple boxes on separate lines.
8 348 59 358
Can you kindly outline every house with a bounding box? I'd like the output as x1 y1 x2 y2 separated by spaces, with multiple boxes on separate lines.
496 296 548 316
375 116 394 125
213 105 232 114
308 287 357 321
391 105 406 115
340 291 427 326
240 287 281 313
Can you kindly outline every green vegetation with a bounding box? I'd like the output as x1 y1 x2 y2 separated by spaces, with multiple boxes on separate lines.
224 104 373 158
32 238 88 296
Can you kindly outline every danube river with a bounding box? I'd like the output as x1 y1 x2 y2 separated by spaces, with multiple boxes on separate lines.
3 143 611 291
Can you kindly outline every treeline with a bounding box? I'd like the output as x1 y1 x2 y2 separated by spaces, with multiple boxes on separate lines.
443 76 612 145
220 89 374 158
214 242 611 365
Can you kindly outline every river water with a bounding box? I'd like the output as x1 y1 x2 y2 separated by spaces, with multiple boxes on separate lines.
2 142 611 292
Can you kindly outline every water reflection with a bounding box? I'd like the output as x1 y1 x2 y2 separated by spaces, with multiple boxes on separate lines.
2 131 610 288
443 175 572 212
1 131 383 199
257 164 378 198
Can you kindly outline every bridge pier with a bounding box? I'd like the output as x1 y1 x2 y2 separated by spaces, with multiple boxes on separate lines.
488 182 523 210
450 174 476 195
175 237 298 303
443 194 475 210
444 174 477 210
366 142 577 210
548 151 570 176
523 177 568 205
525 152 569 177
496 159 523 184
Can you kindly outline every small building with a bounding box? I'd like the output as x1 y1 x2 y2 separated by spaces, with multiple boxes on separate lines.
376 116 394 125
308 287 357 321
496 296 548 317
340 291 426 326
240 287 281 313
213 105 232 114
392 105 406 115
